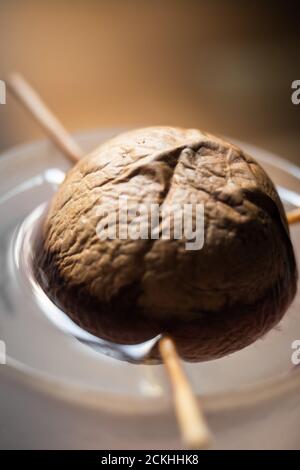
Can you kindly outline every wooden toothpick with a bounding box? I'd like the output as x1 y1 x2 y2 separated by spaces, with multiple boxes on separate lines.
287 208 300 226
7 73 83 163
159 337 212 449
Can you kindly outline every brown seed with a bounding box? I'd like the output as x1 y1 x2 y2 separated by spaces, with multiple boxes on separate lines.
34 127 297 362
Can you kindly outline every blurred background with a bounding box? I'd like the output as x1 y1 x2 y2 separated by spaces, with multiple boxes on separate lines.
0 0 299 162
